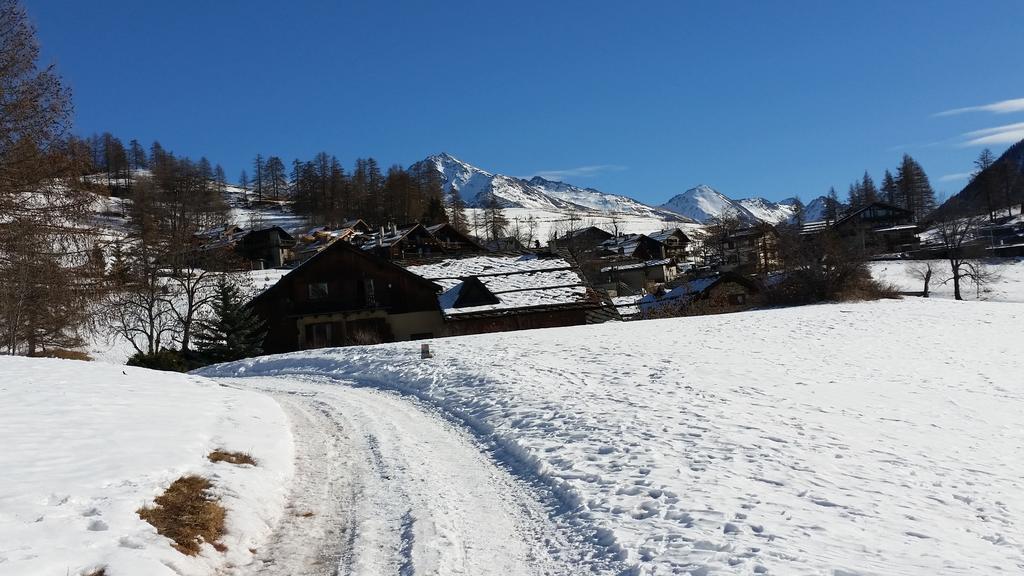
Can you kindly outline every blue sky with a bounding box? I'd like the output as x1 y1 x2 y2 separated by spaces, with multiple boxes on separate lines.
25 0 1024 204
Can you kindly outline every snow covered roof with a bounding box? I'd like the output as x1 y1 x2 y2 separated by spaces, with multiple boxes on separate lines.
600 258 673 273
405 254 599 317
646 228 690 243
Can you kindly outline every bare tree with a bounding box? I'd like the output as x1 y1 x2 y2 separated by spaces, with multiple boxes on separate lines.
907 261 934 298
933 215 983 301
0 0 98 355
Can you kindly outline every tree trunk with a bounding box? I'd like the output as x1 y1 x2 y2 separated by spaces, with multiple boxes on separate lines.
951 265 962 301
922 267 931 298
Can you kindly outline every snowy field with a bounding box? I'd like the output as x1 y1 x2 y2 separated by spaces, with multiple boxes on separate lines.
0 358 293 576
203 299 1024 575
870 257 1024 302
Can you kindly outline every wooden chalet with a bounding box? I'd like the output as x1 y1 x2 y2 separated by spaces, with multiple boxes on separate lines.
250 239 445 354
802 202 919 255
404 253 616 336
549 226 614 252
638 272 762 317
721 226 779 275
426 223 486 254
597 258 678 293
646 228 691 259
597 233 667 260
237 226 297 269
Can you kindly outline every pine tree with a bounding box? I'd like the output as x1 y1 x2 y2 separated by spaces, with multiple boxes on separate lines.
483 190 507 241
194 276 265 364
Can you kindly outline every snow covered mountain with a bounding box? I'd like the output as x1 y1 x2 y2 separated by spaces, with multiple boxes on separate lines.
660 185 760 224
661 185 830 225
411 153 690 222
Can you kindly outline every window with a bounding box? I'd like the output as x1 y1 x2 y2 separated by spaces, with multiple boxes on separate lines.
728 293 747 306
308 282 329 299
364 279 376 307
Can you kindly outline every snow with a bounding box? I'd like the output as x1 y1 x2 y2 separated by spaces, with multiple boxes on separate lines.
406 254 593 316
736 197 795 224
870 257 1024 302
419 153 690 222
660 185 760 224
201 299 1024 575
0 357 293 576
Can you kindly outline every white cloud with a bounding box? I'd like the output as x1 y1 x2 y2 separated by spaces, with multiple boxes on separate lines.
938 172 972 183
936 97 1024 117
531 164 626 181
960 121 1024 147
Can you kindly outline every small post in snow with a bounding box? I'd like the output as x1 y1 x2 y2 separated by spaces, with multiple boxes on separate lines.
421 343 433 359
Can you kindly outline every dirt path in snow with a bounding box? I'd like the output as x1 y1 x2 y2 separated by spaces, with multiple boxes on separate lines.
226 376 576 576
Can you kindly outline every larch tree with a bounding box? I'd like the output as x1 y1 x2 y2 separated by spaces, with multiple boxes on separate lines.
0 0 98 355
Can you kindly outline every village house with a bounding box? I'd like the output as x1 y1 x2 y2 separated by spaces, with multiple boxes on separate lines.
597 259 678 294
249 238 445 354
425 223 486 254
646 227 691 259
404 253 616 336
802 201 919 255
236 226 297 269
548 225 614 255
638 272 762 317
597 233 667 261
720 226 779 275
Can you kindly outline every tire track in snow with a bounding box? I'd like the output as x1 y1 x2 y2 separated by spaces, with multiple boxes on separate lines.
225 377 580 576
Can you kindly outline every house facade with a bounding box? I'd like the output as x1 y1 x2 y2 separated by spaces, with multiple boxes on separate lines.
250 239 444 354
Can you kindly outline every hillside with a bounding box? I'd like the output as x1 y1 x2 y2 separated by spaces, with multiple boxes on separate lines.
201 299 1024 575
936 138 1024 219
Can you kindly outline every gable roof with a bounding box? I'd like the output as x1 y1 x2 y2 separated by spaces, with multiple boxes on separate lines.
836 201 914 227
639 272 760 312
250 234 441 305
404 254 602 318
647 227 691 243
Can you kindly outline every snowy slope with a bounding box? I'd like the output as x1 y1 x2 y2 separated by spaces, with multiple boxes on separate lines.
663 188 830 225
737 197 795 224
412 153 690 223
201 299 1024 575
0 357 293 576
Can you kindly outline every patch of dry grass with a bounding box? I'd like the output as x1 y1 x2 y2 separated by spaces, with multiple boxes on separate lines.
208 450 257 466
82 568 106 576
137 475 226 555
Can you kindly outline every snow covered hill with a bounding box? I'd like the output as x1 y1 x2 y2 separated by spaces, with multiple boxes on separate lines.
411 153 689 223
202 299 1024 575
0 357 293 576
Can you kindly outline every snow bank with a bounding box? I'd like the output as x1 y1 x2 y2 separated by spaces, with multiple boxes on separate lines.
0 358 293 576
202 299 1024 575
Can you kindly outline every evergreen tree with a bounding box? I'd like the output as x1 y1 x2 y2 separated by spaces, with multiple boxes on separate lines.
194 276 265 363
252 153 265 203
